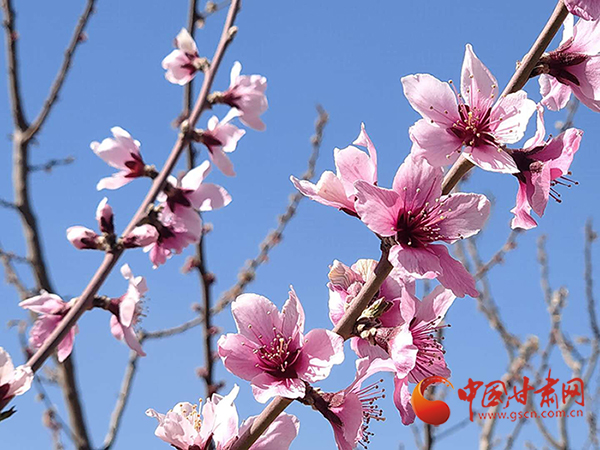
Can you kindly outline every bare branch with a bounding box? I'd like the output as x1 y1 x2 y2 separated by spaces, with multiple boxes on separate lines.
101 350 139 450
23 1 96 142
29 156 75 173
0 241 32 299
215 106 328 313
1 0 27 129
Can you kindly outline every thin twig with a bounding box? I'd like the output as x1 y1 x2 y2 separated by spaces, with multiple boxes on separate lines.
1 0 26 129
22 1 96 142
101 350 139 450
29 156 75 173
0 242 32 299
215 105 328 313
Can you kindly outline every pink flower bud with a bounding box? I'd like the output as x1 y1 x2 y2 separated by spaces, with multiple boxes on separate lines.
96 197 114 234
66 226 101 250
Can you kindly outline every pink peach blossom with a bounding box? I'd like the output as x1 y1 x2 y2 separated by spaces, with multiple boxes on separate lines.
507 106 583 229
162 28 203 85
388 286 454 424
354 155 489 298
0 347 33 411
108 264 147 356
163 160 232 220
144 207 200 268
121 224 159 249
218 288 345 403
91 127 146 190
146 385 299 450
291 123 377 216
222 61 268 131
536 16 600 112
199 111 246 176
402 44 536 173
19 292 77 363
320 357 396 450
565 0 600 21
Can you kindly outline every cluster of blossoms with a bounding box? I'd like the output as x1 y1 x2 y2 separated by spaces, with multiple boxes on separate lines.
7 6 599 450
13 26 269 402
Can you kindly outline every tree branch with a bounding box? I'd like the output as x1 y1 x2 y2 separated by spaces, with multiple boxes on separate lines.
101 350 139 450
24 0 242 375
1 0 27 129
214 105 328 313
22 0 96 142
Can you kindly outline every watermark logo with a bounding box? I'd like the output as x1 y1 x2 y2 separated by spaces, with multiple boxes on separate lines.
457 370 585 422
411 376 454 426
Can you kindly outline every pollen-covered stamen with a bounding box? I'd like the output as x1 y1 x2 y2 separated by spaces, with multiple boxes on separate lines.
394 190 453 248
248 327 301 378
446 80 500 150
409 316 450 380
171 401 203 432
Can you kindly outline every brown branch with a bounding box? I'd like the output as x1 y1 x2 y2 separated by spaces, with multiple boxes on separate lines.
24 0 242 375
181 0 221 399
22 1 96 142
441 0 569 196
215 105 328 313
101 350 139 450
29 156 75 173
474 230 522 280
231 245 393 450
0 242 32 299
1 0 26 129
479 337 539 450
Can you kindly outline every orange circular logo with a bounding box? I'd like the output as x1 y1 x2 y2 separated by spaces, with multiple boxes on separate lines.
411 376 453 425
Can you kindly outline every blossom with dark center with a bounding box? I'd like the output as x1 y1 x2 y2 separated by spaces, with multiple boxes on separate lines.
354 155 490 298
402 44 536 173
218 288 345 403
19 292 77 362
146 385 299 450
0 347 33 412
220 61 268 131
533 15 600 112
507 106 583 229
143 207 201 268
160 160 231 234
162 28 204 85
311 357 396 450
106 264 148 356
291 123 377 217
197 111 246 177
565 0 600 21
91 127 147 191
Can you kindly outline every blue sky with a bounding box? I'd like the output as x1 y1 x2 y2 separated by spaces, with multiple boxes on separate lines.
1 0 599 449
